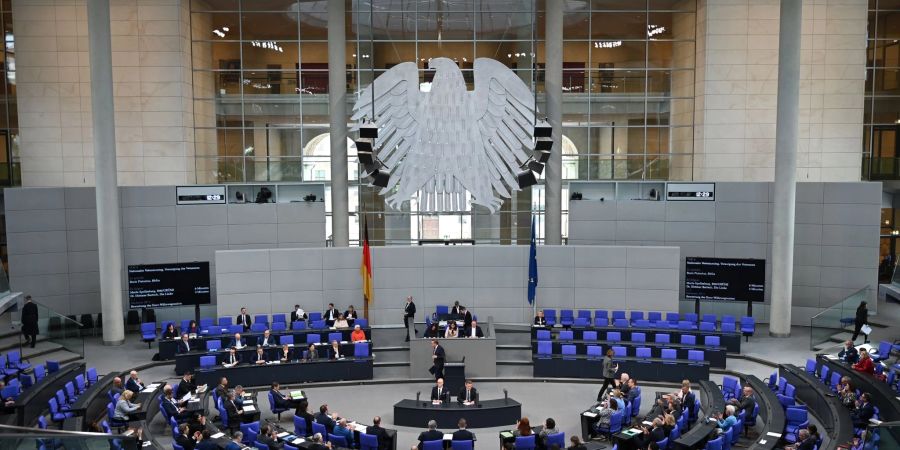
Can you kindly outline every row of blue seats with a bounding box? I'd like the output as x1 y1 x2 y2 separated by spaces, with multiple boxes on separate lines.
537 310 756 333
595 390 697 449
536 330 724 347
798 363 883 440
194 332 365 352
0 350 32 380
43 365 101 425
197 342 372 368
536 342 708 362
141 318 371 344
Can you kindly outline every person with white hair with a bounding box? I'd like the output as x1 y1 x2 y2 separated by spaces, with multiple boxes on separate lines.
714 404 737 433
417 420 443 450
225 431 243 450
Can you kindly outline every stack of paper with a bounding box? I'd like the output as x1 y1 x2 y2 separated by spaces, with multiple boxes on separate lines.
277 432 290 438
292 438 305 445
243 405 256 413
582 411 597 418
211 432 225 439
443 434 453 441
766 432 781 438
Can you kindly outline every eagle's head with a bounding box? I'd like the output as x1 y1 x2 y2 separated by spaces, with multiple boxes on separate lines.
427 57 456 71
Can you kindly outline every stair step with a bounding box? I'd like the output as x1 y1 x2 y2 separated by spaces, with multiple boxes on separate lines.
0 334 52 352
373 349 410 363
26 349 82 369
374 361 409 367
496 359 533 366
374 365 409 379
496 348 533 361
372 346 408 352
496 364 533 377
496 344 531 350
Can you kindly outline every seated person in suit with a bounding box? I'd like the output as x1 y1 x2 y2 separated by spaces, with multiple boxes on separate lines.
222 390 243 431
538 418 558 450
309 433 333 450
351 325 367 342
186 320 200 335
838 340 859 364
636 417 666 450
225 432 244 450
457 379 478 405
329 340 343 359
109 377 124 398
452 418 475 442
366 416 391 450
252 346 268 365
332 418 355 447
851 393 875 428
177 333 193 353
431 378 450 404
258 424 284 450
616 373 631 396
785 428 816 450
423 323 440 338
187 411 208 437
223 347 241 367
162 323 179 339
305 343 319 361
316 404 338 433
175 372 198 399
333 314 350 329
344 306 358 327
233 385 246 407
214 377 229 401
231 333 245 349
534 310 547 326
270 382 291 410
196 430 219 450
417 420 443 450
175 423 201 450
729 386 756 419
463 320 484 338
113 390 141 422
444 321 460 338
125 371 145 393
259 329 276 347
567 436 587 450
280 344 295 362
625 378 640 406
161 385 190 421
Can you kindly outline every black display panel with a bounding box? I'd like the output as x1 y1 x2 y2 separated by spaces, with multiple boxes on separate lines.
128 262 211 309
684 257 765 302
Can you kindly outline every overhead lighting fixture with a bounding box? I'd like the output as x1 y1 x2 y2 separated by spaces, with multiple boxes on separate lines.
517 169 538 189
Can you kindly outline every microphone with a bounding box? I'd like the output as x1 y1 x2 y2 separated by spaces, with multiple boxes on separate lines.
504 389 508 403
416 391 421 402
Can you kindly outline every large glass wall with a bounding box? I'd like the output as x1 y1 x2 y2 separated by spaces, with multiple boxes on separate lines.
190 0 695 244
864 0 900 179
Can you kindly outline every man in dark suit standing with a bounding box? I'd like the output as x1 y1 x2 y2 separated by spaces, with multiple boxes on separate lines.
452 419 475 442
222 391 243 431
457 379 478 405
21 295 38 348
430 378 450 403
429 340 445 380
324 303 338 327
366 416 391 450
236 307 252 332
417 420 443 450
460 307 473 329
450 301 463 316
463 320 483 338
851 392 875 428
404 296 417 342
290 305 306 326
177 333 192 353
681 384 697 422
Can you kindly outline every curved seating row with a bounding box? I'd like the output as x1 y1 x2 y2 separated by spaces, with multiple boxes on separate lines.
158 326 372 360
536 310 755 337
779 363 854 449
531 327 742 353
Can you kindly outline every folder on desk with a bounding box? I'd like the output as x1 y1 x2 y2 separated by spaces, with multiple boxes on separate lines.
277 432 290 438
443 434 453 441
582 411 597 418
292 438 305 445
500 431 514 439
290 390 306 399
211 432 225 439
243 405 256 412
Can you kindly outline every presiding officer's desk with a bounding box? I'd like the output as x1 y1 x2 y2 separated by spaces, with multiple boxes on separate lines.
14 362 85 426
158 327 371 361
175 341 367 375
779 363 855 449
673 380 724 450
193 358 374 386
410 319 497 378
817 354 900 422
744 374 784 450
393 398 522 429
533 354 710 383
532 326 742 353
531 340 727 368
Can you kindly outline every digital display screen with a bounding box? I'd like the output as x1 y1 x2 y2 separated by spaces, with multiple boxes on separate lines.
684 257 765 302
128 262 211 309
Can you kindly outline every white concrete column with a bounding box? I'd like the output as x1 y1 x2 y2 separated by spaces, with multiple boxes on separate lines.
87 0 125 345
543 2 563 245
328 0 349 247
770 0 802 337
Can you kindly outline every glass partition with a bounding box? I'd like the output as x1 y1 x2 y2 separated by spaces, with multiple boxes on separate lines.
866 422 900 450
809 287 875 351
13 300 84 358
0 424 139 450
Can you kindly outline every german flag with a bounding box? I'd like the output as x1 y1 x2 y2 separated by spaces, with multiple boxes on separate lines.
361 219 373 312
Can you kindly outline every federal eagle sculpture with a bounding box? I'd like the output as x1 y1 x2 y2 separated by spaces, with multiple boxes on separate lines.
351 57 540 214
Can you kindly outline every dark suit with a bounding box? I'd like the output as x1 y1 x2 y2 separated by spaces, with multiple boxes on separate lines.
324 308 338 326
125 378 144 393
404 301 417 340
252 352 267 364
270 389 290 410
451 306 463 316
259 336 276 347
626 386 640 406
452 429 475 442
223 399 241 429
316 412 336 433
417 430 444 450
852 402 875 427
683 392 697 420
366 425 391 450
430 345 445 379
642 427 666 450
177 340 192 353
796 437 817 450
463 326 483 338
431 385 450 403
736 395 756 418
236 314 252 331
223 352 241 366
839 346 859 364
230 337 246 348
162 397 188 420
457 387 478 404
290 310 307 324
534 316 547 326
197 441 218 450
259 434 284 450
175 434 197 450
462 311 473 328
176 379 196 399
344 310 358 326
21 301 38 346
214 385 228 402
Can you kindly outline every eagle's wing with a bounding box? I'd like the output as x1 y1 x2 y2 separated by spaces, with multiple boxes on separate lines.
467 58 538 212
351 62 421 194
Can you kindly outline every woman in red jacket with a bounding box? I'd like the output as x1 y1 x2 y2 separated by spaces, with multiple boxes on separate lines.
852 349 875 374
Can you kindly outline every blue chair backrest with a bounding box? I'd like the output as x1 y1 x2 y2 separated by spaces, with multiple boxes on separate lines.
34 364 46 381
294 416 308 436
514 435 536 450
536 330 551 341
706 436 723 450
356 318 369 328
537 341 552 355
360 433 379 450
561 345 576 356
75 374 85 391
587 345 602 358
666 312 679 323
560 309 574 318
272 314 286 324
307 334 321 344
702 314 716 323
630 311 644 321
636 347 651 358
700 322 716 331
328 332 343 343
255 315 268 326
309 312 322 322
312 422 327 437
683 313 698 323
86 367 98 384
612 311 626 320
218 317 232 327
140 322 155 334
206 340 221 351
583 331 597 341
574 317 590 327
632 332 646 342
250 323 266 333
436 305 449 315
293 321 307 330
722 315 736 324
559 330 573 341
200 355 216 367
612 346 626 357
678 321 694 330
281 335 294 346
329 434 349 447
578 310 591 319
355 342 370 357
613 318 629 328
705 336 720 347
451 440 473 450
1 385 17 400
655 333 670 343
608 331 621 342
688 350 704 361
272 322 287 332
254 442 270 450
312 320 327 329
681 334 696 345
19 374 32 388
722 322 737 333
546 433 564 448
648 312 662 322
662 348 676 359
199 317 214 328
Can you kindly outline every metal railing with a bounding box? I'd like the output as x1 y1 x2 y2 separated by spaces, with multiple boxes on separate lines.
12 300 84 358
0 423 138 449
809 286 875 351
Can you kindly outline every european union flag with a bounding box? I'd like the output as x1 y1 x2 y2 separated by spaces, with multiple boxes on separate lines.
528 217 538 305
